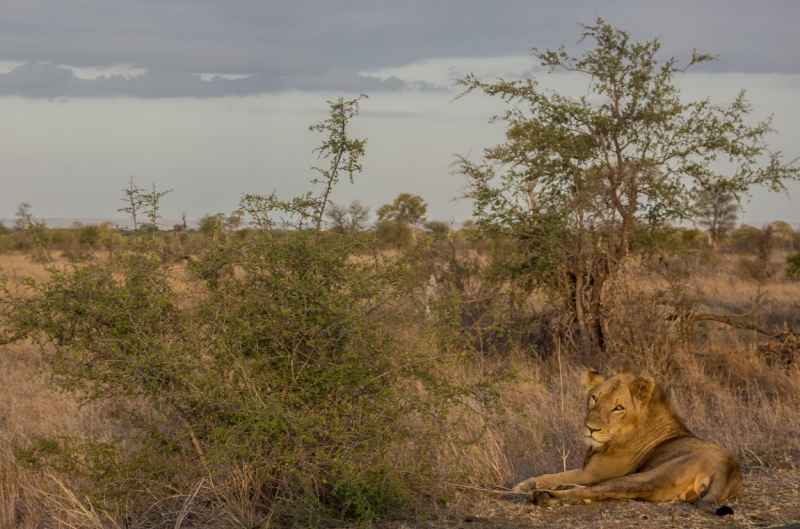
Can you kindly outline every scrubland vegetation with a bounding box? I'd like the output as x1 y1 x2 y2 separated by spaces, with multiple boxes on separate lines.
1 19 800 529
2 206 800 529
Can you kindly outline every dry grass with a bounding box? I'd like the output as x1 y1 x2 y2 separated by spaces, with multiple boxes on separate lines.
0 339 114 528
0 253 64 285
1 250 800 527
409 249 800 528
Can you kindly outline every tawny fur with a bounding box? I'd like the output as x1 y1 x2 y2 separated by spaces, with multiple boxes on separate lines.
513 370 741 515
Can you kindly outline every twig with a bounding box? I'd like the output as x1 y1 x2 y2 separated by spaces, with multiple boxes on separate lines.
174 478 205 529
181 415 213 482
450 483 525 494
556 339 570 472
744 447 766 467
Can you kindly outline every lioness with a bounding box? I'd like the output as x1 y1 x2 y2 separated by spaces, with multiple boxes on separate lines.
513 369 741 516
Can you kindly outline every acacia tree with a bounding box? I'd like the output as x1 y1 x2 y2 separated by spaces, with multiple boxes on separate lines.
455 19 799 354
694 184 739 246
325 199 371 233
14 202 34 231
376 193 428 229
376 193 428 243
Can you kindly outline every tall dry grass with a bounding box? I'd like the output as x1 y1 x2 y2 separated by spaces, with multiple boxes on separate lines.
418 249 800 493
0 339 114 528
1 249 799 526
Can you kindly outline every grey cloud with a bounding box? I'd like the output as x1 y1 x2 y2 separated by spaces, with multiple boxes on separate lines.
0 63 281 98
0 62 77 99
0 63 421 98
0 0 798 98
408 81 449 92
283 69 407 92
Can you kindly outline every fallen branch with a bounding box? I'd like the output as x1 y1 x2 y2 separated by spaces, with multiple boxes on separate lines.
687 312 798 340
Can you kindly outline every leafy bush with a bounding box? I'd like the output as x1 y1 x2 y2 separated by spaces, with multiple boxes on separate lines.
788 250 800 281
730 224 763 253
375 218 412 247
0 97 494 526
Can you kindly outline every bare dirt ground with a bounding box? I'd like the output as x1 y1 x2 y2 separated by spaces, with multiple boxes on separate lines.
386 467 800 529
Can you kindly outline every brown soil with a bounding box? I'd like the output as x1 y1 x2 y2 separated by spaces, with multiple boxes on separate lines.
386 467 800 529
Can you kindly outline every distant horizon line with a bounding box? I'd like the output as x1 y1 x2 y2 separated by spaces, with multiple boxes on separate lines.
0 218 202 229
2 218 800 231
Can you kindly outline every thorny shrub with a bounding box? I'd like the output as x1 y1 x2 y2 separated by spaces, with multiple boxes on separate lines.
0 97 503 527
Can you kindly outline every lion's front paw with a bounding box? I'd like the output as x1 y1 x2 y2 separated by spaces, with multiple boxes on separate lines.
527 490 556 506
512 477 536 493
513 474 557 492
553 483 583 491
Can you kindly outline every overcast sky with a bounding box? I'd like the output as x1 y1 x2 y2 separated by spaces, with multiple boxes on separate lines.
2 0 799 225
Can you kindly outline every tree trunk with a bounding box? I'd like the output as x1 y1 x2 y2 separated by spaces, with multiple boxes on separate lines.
587 261 608 355
572 270 594 355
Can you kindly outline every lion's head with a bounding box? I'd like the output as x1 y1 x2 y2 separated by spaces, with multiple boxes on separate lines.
581 369 656 449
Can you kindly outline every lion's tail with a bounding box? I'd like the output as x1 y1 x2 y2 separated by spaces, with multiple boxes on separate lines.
692 465 739 517
693 499 734 516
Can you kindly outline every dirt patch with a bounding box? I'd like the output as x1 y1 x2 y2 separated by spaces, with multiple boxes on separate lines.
384 468 800 529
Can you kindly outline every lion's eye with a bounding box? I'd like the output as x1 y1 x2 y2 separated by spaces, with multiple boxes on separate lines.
613 405 624 411
590 395 598 405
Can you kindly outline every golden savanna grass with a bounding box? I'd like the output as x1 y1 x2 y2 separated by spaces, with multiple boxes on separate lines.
1 249 800 528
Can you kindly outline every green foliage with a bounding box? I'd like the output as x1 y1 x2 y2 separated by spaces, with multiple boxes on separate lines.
198 212 225 236
14 202 36 231
0 220 124 259
118 178 145 232
788 250 800 281
424 220 451 238
310 95 368 232
75 223 101 245
771 220 795 251
375 219 412 247
376 193 428 228
375 193 429 247
729 224 776 281
0 96 494 526
731 224 765 254
197 209 245 238
674 227 706 249
9 203 51 262
454 18 799 354
694 184 739 244
118 178 172 238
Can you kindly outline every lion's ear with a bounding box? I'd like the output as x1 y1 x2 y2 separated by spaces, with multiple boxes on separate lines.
630 376 655 405
582 369 605 392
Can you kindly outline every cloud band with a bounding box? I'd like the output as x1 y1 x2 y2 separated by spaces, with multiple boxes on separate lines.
0 63 420 98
